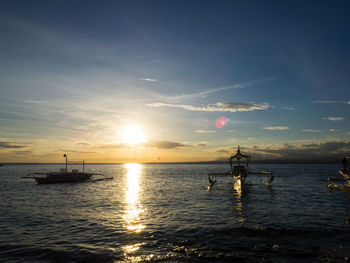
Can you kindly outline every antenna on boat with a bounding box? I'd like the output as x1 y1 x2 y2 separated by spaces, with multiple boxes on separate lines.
63 154 67 172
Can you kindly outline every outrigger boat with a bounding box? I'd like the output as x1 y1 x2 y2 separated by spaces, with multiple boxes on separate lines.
229 146 251 190
327 157 350 189
208 146 251 191
22 154 111 184
339 157 350 184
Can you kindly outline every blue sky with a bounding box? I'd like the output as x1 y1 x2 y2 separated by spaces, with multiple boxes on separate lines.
0 0 349 162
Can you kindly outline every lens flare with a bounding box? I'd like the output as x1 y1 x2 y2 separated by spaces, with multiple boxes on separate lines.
216 116 230 129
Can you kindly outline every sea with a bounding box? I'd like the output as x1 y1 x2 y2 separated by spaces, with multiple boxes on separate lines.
1 163 350 262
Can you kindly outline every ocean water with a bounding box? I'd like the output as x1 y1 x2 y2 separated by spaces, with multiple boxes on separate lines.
1 163 350 262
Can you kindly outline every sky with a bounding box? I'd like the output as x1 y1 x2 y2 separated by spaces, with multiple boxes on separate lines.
0 0 349 163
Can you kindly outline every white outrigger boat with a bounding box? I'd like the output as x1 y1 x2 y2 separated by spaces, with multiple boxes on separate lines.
208 146 251 191
22 154 111 184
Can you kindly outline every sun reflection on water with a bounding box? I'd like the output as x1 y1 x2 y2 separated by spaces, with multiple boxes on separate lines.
123 163 145 233
121 242 155 263
233 180 245 223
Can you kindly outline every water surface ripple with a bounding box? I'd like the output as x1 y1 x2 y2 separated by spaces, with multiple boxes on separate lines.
1 163 350 262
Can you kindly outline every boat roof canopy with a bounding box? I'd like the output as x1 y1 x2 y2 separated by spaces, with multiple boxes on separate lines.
230 146 251 160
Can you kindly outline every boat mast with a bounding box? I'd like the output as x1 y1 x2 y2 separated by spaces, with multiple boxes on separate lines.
63 154 67 172
237 146 241 166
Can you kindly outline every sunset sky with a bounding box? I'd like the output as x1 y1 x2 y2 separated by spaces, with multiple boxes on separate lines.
0 1 349 163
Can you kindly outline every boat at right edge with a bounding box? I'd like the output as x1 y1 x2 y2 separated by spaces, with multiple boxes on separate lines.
327 157 350 189
339 157 350 184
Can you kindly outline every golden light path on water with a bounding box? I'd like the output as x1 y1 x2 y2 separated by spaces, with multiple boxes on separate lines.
233 180 245 223
123 163 145 232
122 163 154 262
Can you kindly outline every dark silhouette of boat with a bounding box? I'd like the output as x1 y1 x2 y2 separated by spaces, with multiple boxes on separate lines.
32 170 94 184
208 146 252 190
326 157 350 189
339 157 350 183
229 146 251 190
22 154 110 184
207 146 273 191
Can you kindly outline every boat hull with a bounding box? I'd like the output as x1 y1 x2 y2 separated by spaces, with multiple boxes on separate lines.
34 172 93 184
232 170 248 190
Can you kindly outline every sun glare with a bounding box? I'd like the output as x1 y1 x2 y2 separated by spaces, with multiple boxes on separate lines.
122 125 146 145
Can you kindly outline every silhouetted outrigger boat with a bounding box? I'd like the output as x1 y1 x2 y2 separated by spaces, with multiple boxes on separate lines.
339 157 350 181
207 146 274 191
326 157 350 189
208 146 251 191
22 154 112 184
229 146 251 190
338 157 350 187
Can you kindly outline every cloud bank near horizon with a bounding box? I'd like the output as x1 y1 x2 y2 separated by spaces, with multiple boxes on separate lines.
216 141 350 162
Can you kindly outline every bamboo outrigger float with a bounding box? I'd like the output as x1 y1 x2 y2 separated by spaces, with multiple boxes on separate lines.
22 154 112 184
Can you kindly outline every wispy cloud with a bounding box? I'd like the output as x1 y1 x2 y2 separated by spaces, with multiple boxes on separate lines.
98 144 124 149
11 150 33 155
140 78 160 82
217 149 229 153
76 142 91 146
263 126 290 131
96 140 190 149
195 130 216 134
173 84 244 100
323 117 344 121
166 77 276 100
281 106 295 110
146 140 186 149
313 100 337 104
302 129 323 133
0 141 27 148
58 149 98 154
329 129 338 132
313 100 350 104
147 102 272 112
22 100 46 104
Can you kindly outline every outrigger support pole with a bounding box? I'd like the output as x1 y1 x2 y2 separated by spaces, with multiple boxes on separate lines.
63 154 67 172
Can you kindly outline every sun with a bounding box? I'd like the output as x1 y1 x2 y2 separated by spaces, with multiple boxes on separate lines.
122 125 146 145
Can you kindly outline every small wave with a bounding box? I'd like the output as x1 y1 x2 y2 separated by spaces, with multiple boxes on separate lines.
0 244 117 263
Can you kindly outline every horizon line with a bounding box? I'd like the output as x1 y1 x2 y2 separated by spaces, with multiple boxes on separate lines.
0 160 341 165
